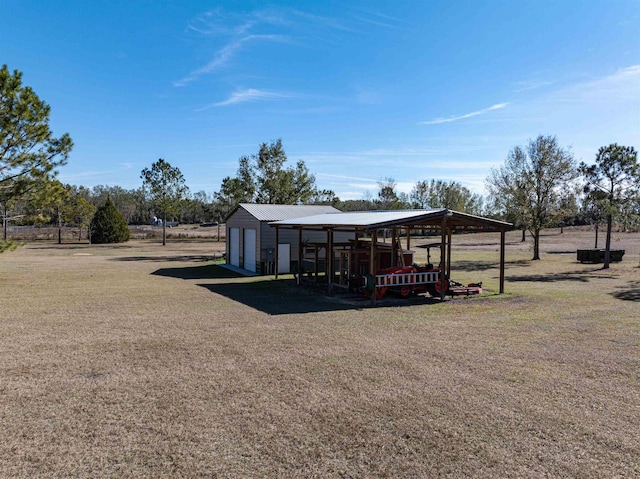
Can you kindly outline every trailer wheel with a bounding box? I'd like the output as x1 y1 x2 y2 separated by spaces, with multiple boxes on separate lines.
400 285 412 298
428 279 450 297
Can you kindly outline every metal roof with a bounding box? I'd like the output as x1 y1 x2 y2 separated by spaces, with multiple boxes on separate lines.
270 209 512 232
237 203 342 222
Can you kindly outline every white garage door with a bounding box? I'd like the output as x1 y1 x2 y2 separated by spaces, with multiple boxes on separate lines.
278 243 290 274
229 228 240 267
243 229 256 272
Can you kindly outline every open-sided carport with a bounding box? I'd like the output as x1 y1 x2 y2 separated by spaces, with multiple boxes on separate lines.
270 209 513 304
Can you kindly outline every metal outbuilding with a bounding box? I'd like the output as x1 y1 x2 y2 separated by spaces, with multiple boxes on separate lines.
270 209 512 303
225 203 354 274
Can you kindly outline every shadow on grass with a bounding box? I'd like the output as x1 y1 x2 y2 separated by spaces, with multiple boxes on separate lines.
509 274 590 283
508 268 619 283
611 282 640 302
198 281 363 315
447 241 523 248
152 264 241 280
452 259 531 272
152 264 491 314
27 243 99 250
152 264 360 313
115 255 222 263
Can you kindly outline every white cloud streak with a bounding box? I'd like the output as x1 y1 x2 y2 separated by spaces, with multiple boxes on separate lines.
317 173 379 182
418 103 509 125
177 6 405 88
289 9 358 33
552 64 640 103
196 89 291 110
174 34 289 86
514 80 555 92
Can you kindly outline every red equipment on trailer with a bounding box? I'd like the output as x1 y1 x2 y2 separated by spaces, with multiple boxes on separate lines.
365 263 482 300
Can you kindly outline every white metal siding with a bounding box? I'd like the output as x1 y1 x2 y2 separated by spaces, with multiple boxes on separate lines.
229 228 240 267
244 229 257 272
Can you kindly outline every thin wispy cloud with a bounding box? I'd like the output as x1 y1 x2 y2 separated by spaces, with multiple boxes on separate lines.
174 34 289 86
196 89 291 110
317 173 379 182
177 6 398 87
175 8 294 86
303 143 499 168
348 5 406 29
290 9 358 33
555 64 640 102
348 181 380 190
186 9 259 36
514 79 555 92
352 15 397 29
419 103 509 125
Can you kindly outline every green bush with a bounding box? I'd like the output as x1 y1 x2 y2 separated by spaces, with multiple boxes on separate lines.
89 197 130 244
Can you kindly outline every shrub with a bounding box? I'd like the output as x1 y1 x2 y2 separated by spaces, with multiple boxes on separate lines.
89 197 130 244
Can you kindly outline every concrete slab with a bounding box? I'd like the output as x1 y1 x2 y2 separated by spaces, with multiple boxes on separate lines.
219 263 259 277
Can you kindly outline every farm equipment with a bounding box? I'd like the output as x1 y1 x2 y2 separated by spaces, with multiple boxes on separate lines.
361 263 482 300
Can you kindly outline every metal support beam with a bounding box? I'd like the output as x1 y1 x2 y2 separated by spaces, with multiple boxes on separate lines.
274 226 279 279
440 218 447 301
314 245 319 281
500 229 506 294
391 227 397 267
370 230 377 305
297 227 303 285
327 229 334 294
446 226 452 279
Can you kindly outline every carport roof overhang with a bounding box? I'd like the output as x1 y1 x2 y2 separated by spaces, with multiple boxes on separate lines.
270 209 512 232
269 208 512 300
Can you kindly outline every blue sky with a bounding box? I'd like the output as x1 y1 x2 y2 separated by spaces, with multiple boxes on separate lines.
2 0 639 199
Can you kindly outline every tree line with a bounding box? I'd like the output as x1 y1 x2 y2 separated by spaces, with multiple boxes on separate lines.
2 64 639 260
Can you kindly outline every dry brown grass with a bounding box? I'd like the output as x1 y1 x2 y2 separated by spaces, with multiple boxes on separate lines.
1 227 638 478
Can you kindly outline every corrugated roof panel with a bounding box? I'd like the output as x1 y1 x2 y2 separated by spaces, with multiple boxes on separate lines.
270 209 512 231
271 209 444 227
239 203 341 222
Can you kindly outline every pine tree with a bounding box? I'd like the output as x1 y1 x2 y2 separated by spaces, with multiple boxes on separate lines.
580 144 639 268
89 197 130 244
1 65 73 252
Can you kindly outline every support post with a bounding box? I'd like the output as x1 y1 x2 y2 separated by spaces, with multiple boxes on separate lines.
274 226 279 279
391 227 397 267
499 229 506 294
297 227 303 285
327 229 334 294
440 219 447 301
314 245 319 281
406 227 411 252
446 226 452 279
370 230 377 305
